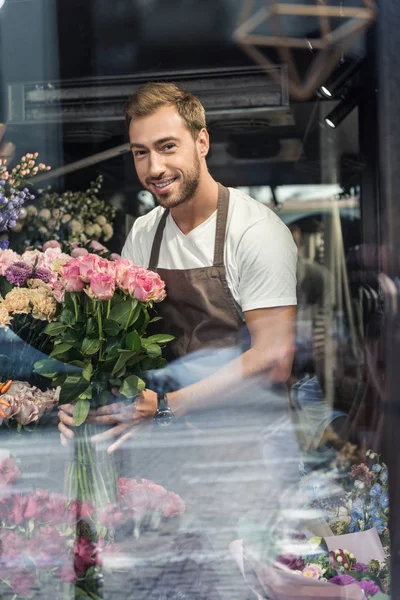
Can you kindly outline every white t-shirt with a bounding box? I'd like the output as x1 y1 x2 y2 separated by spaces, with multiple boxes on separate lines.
122 187 297 313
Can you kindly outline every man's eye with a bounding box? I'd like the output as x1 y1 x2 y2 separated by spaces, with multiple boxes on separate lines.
163 144 176 151
133 150 146 157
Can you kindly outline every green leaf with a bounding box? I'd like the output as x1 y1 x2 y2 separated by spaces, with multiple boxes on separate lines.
50 343 73 358
82 362 93 381
59 376 91 404
74 587 92 599
144 343 162 357
44 322 67 336
124 330 141 352
105 339 119 359
108 378 122 387
59 308 76 326
61 329 81 345
79 386 93 400
81 338 101 356
126 354 146 367
119 375 146 399
99 390 111 406
111 350 134 376
85 317 98 338
73 399 90 426
27 519 35 533
103 319 121 336
146 334 175 345
109 299 138 329
33 359 62 379
148 316 163 324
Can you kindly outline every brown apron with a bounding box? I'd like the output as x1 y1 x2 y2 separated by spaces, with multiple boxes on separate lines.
148 183 246 361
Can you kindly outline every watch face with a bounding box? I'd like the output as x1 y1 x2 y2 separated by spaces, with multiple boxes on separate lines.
154 409 174 426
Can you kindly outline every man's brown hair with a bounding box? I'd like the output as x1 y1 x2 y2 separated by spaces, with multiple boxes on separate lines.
124 82 207 140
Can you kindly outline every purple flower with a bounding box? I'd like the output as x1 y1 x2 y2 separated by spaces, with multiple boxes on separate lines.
5 261 32 286
330 574 356 586
353 562 369 572
33 266 53 284
0 240 9 250
357 579 380 597
275 554 305 571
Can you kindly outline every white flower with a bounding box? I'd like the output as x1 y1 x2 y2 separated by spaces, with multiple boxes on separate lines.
38 208 51 221
96 215 107 226
85 224 95 236
26 205 38 217
102 223 113 241
92 223 102 237
70 219 84 234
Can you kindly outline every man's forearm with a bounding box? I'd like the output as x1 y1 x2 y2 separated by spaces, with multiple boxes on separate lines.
168 344 293 418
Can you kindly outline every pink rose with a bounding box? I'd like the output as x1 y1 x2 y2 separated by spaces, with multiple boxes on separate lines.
114 259 135 293
89 240 108 254
52 280 65 303
0 457 20 487
98 503 126 528
42 240 61 251
88 272 115 300
10 569 36 595
24 489 49 520
62 259 85 292
31 525 65 568
142 479 167 510
59 561 76 583
74 536 96 576
0 530 24 559
118 477 139 498
128 268 166 303
77 254 101 282
160 492 185 518
71 247 89 258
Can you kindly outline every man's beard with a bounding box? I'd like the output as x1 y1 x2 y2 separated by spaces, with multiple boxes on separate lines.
149 151 201 209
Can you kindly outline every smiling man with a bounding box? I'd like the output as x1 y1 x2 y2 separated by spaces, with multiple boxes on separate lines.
59 82 298 450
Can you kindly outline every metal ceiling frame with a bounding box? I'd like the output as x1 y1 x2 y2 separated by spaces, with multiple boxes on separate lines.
233 0 377 100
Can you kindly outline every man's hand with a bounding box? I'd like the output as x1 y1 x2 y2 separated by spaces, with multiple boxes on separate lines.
58 389 158 452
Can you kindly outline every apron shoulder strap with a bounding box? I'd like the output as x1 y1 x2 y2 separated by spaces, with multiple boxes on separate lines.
148 209 169 270
213 183 230 267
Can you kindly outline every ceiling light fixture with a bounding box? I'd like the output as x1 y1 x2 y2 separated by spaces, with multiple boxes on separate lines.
319 57 363 99
324 91 360 129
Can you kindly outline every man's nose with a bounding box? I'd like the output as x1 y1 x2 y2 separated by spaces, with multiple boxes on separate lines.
148 152 165 179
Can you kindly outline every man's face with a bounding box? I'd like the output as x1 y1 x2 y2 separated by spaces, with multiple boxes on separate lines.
129 105 205 209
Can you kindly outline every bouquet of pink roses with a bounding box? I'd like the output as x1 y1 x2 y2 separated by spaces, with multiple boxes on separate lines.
33 252 172 508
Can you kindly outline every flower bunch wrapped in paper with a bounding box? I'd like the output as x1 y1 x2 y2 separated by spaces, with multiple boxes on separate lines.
231 450 390 599
0 456 184 599
32 252 171 507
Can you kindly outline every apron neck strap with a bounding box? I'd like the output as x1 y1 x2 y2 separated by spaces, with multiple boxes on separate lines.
148 183 230 271
148 208 169 271
213 183 230 267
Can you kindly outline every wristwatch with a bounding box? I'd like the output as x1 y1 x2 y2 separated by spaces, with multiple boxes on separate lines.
154 393 174 426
